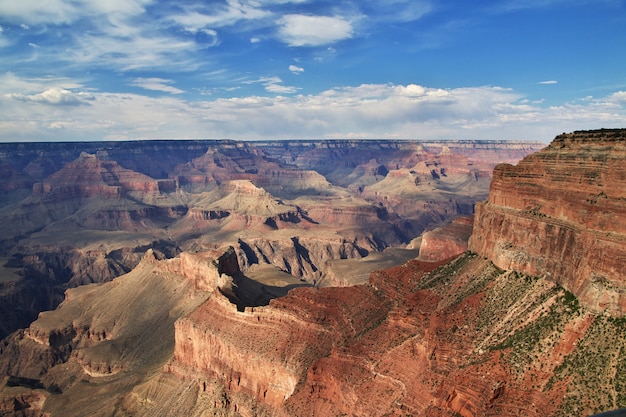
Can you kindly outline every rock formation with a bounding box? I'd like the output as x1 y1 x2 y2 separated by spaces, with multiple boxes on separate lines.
417 215 474 261
0 249 224 416
155 130 624 416
2 131 625 417
469 129 626 315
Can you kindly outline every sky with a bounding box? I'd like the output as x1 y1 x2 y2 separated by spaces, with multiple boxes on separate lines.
0 0 625 142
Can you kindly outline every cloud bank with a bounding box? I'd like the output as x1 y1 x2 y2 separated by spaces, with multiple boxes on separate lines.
1 75 624 142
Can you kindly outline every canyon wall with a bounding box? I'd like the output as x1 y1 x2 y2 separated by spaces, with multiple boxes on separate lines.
3 131 626 417
417 215 474 261
469 129 626 315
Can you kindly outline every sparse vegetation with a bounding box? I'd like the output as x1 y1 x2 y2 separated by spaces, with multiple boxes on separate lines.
547 315 626 415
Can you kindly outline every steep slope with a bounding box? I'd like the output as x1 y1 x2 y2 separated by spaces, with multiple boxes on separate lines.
416 215 474 261
0 249 231 417
1 131 622 417
469 129 626 315
137 129 624 417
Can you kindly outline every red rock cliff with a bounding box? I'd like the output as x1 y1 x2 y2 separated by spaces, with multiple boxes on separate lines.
469 129 626 315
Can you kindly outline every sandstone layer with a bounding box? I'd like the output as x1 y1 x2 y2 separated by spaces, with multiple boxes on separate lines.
0 249 230 416
137 253 625 417
469 129 626 315
0 139 541 338
417 215 474 261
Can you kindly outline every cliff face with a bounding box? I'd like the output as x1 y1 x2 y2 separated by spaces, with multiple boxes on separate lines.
469 129 626 315
156 252 626 417
417 215 474 261
0 249 220 417
2 132 625 417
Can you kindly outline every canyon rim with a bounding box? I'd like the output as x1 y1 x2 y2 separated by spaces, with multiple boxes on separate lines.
0 131 625 416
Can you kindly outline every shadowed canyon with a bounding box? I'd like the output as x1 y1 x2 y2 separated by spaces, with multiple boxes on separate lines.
1 131 625 416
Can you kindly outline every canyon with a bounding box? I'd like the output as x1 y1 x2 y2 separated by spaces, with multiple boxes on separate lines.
0 138 541 339
2 131 626 416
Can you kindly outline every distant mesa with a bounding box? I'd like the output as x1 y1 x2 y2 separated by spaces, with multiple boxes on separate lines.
2 136 570 416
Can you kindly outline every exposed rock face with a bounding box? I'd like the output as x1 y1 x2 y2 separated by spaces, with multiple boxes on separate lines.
0 240 180 340
1 131 624 417
167 278 393 412
0 138 547 414
417 215 474 261
0 249 218 416
470 129 626 315
158 252 626 417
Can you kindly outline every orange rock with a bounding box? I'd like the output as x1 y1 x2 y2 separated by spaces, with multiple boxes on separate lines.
470 129 626 315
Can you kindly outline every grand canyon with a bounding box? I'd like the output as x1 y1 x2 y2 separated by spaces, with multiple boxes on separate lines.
0 130 625 416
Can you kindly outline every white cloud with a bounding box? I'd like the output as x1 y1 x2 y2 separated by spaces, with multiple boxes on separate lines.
289 64 304 74
265 83 299 94
0 0 152 25
4 87 93 105
1 76 625 142
539 80 558 85
169 1 271 30
0 72 84 95
130 78 185 94
608 91 626 104
277 14 353 47
71 28 198 71
0 0 206 72
243 76 299 94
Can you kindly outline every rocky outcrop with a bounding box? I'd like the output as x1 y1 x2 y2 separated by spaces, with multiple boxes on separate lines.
470 129 626 315
0 249 218 416
417 215 474 261
167 282 391 410
0 377 48 417
32 152 161 199
235 235 370 285
0 240 180 340
3 132 624 417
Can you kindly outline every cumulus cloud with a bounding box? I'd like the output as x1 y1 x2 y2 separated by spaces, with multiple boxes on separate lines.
2 76 625 142
130 78 185 94
4 87 93 105
277 14 353 46
608 91 626 104
289 64 304 74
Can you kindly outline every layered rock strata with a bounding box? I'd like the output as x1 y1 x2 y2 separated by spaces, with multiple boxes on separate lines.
158 251 626 417
470 129 626 315
417 215 474 261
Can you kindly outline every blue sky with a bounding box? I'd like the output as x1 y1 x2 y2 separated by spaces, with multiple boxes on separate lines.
0 0 625 142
